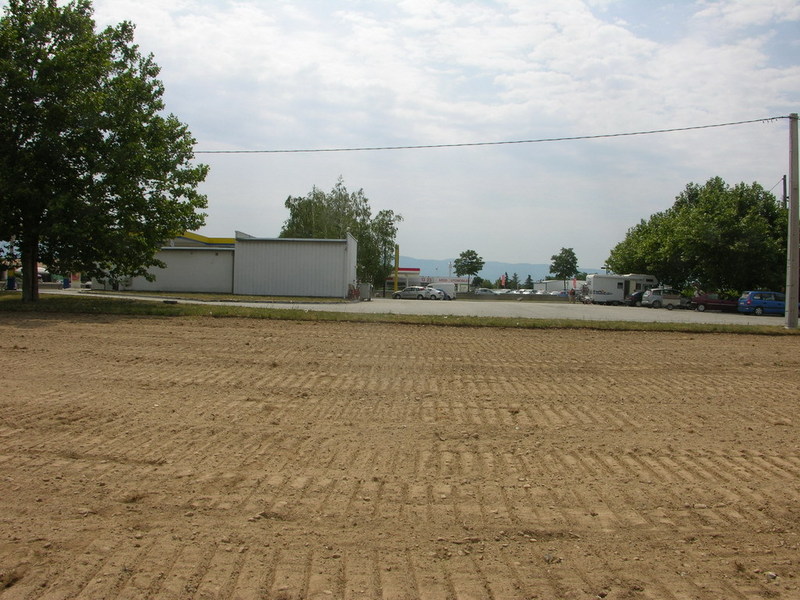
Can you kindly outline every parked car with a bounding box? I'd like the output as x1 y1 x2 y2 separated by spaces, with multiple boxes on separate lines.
426 287 446 300
690 293 738 312
641 287 688 310
474 288 496 295
392 286 432 299
737 291 790 315
625 290 645 307
549 290 569 297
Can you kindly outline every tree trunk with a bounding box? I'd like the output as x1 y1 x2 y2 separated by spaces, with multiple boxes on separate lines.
21 236 39 303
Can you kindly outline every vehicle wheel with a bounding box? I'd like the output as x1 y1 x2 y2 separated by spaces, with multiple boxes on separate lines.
652 301 661 309
392 294 400 299
666 303 674 310
417 294 425 299
754 307 764 316
696 304 706 312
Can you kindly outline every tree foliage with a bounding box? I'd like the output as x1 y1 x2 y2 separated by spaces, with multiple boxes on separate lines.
549 248 579 284
496 272 520 289
279 177 402 287
0 0 209 301
605 177 787 291
453 249 484 288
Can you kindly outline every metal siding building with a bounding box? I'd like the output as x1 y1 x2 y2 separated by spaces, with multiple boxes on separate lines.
105 248 235 293
101 232 357 298
129 248 234 294
233 233 357 297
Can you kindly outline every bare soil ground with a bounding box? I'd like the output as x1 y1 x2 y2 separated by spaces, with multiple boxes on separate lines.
1 314 799 600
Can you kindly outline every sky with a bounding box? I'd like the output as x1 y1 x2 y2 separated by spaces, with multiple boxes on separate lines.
62 1 800 267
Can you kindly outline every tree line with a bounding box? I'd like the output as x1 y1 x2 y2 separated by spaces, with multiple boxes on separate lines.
606 177 786 293
454 177 787 295
449 247 583 290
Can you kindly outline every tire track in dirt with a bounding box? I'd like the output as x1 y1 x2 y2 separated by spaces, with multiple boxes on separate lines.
2 317 799 599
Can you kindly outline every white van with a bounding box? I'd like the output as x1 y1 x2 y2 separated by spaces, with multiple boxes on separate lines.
427 282 456 300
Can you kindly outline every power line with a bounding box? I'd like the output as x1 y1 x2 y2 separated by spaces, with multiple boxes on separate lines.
195 115 788 155
769 177 785 192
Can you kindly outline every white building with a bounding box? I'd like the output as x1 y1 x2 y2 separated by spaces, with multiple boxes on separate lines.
95 231 358 298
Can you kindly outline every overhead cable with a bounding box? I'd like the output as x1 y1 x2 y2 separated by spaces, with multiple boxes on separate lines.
194 115 788 155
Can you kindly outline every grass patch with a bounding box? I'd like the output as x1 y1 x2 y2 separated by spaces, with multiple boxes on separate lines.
0 291 796 335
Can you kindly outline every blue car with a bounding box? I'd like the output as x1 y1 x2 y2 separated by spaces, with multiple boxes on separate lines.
737 291 788 316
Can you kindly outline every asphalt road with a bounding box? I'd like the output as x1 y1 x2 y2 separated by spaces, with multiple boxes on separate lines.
45 289 791 327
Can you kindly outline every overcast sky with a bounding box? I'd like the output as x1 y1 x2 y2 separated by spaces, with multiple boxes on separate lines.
83 1 800 267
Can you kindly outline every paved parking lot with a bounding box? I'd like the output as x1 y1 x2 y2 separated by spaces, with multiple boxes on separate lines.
47 289 791 327
271 296 784 327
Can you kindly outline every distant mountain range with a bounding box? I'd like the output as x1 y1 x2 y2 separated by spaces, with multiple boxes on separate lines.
400 256 602 284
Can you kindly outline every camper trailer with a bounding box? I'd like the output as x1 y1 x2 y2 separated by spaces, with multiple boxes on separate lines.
585 273 657 305
623 273 658 295
585 274 626 304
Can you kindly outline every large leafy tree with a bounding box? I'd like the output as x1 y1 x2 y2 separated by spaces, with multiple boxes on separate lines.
279 177 402 287
0 0 209 302
606 177 786 291
453 249 484 288
549 248 579 287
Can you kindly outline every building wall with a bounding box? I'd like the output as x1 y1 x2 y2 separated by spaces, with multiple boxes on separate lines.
120 248 234 293
96 232 357 298
233 234 357 298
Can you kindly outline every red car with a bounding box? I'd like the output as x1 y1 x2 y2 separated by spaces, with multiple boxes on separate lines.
690 293 738 312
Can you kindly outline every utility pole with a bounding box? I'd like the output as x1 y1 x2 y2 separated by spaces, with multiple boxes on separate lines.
393 244 400 292
786 113 799 329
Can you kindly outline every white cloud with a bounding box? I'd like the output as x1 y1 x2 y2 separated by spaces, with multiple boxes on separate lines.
8 0 796 268
695 0 800 29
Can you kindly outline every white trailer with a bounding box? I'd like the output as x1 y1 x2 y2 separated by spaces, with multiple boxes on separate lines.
585 274 627 304
585 273 657 305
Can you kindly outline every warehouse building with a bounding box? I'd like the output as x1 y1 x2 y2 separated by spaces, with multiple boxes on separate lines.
95 231 358 298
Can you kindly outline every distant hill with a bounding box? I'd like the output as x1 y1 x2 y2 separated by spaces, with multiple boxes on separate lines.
400 256 602 284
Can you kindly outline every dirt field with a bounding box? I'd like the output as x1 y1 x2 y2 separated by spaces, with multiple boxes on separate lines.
1 313 799 600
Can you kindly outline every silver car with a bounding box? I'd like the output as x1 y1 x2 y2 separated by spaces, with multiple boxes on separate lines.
641 287 688 310
426 287 445 300
392 286 432 299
